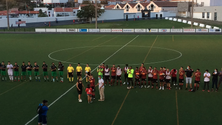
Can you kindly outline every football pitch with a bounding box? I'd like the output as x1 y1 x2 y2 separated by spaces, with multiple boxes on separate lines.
0 34 222 125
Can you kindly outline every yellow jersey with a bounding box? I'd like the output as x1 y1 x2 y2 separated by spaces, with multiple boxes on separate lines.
76 66 82 72
67 66 74 73
85 66 91 73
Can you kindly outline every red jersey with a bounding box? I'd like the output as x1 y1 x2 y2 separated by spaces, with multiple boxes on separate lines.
179 70 185 79
85 88 93 95
89 78 95 87
195 71 201 81
139 66 145 72
101 66 105 73
152 70 159 79
135 70 140 79
171 69 177 77
111 67 116 76
141 69 147 79
159 70 165 80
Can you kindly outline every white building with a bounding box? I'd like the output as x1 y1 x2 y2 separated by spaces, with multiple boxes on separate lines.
113 1 178 19
170 0 222 6
43 0 68 4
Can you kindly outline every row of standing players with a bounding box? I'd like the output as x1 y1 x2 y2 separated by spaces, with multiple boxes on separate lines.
96 63 222 92
1 61 222 92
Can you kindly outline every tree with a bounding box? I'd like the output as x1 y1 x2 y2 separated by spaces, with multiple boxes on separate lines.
38 9 47 17
77 4 105 22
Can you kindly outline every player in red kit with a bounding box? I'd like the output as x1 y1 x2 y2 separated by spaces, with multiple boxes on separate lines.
179 67 185 90
139 63 145 79
141 67 147 88
147 66 153 88
171 68 177 89
89 75 95 99
193 69 201 91
159 67 165 90
111 64 116 86
152 67 159 89
165 68 171 90
85 84 93 103
134 67 140 88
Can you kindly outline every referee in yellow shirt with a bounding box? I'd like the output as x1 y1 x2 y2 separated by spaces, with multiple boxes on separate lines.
67 64 74 82
85 63 91 82
76 63 82 80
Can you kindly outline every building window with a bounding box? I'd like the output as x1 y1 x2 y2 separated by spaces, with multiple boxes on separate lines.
214 12 217 21
207 12 209 19
117 6 119 9
202 12 205 18
151 4 154 11
126 5 129 11
137 5 141 11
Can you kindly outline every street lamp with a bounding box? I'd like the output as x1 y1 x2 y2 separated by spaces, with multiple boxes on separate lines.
95 0 97 29
6 0 9 30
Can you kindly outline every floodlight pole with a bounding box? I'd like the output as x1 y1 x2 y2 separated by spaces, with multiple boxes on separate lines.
191 0 194 28
95 0 97 29
6 0 9 30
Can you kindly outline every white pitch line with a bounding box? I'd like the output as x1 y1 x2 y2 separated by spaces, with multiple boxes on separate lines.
24 35 139 125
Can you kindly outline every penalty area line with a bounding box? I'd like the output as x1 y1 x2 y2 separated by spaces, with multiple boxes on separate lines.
24 35 139 125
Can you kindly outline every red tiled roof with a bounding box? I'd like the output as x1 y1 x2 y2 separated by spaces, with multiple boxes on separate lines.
128 3 137 8
0 10 19 15
19 11 39 14
105 5 115 9
54 8 73 12
153 2 178 7
140 2 150 7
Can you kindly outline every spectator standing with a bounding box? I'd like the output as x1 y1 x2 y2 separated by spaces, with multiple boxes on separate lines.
38 100 49 125
212 69 219 92
185 66 194 90
218 68 222 90
96 76 105 101
203 70 211 92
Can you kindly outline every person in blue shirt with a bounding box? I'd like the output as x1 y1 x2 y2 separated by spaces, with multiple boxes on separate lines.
38 100 49 125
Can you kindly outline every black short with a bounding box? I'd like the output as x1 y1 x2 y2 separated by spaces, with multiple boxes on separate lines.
68 72 73 77
105 75 110 81
117 76 121 80
86 72 90 76
148 77 153 81
77 72 81 77
141 79 146 81
77 89 82 94
38 115 47 124
111 76 116 79
172 77 177 83
179 79 184 83
128 78 133 82
153 79 158 83
195 80 200 84
124 74 128 79
159 79 164 82
165 79 170 83
91 86 95 92
135 78 140 82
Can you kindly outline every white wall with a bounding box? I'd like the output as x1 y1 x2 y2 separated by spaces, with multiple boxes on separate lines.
0 16 78 28
43 0 68 3
92 9 124 21
197 0 222 6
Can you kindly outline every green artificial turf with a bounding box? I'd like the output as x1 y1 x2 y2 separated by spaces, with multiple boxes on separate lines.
0 34 221 125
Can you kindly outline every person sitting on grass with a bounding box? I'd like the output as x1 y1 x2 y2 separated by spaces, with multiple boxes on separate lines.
85 84 93 104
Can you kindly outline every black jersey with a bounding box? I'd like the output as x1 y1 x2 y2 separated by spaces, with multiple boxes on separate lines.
13 65 19 71
58 64 64 71
34 65 39 71
51 65 57 72
42 64 48 72
21 65 27 72
27 65 32 71
1 65 6 71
